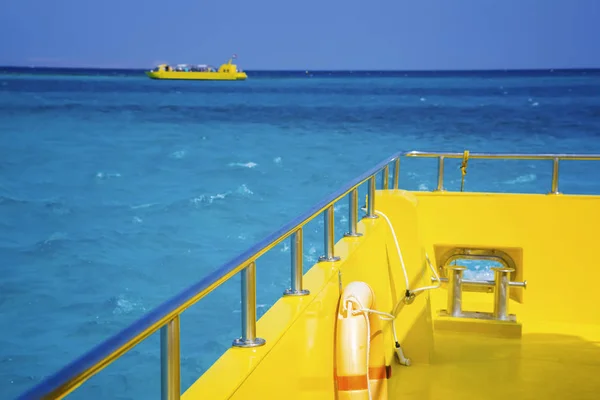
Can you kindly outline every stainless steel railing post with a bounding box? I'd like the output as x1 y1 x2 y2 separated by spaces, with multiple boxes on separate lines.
160 316 181 400
382 165 389 189
446 265 467 317
232 262 266 347
319 206 341 262
492 266 515 321
393 157 400 189
550 157 560 194
436 156 445 191
364 176 378 219
284 229 310 296
344 189 363 238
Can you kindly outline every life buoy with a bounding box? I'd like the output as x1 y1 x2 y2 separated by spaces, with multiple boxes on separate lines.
334 281 389 400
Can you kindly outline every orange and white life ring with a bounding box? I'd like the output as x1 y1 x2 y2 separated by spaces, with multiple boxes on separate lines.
334 281 390 400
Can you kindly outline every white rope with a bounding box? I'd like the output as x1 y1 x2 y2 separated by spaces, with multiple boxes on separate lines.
374 210 442 297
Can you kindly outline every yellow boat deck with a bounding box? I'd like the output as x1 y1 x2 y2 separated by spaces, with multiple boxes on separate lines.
17 151 600 400
184 188 600 399
403 191 600 400
393 327 599 400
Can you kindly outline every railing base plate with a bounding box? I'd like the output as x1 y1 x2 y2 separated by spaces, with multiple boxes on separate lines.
283 289 310 296
232 337 266 348
343 232 363 237
318 256 341 262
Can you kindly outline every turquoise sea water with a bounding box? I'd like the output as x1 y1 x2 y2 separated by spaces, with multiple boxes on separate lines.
1 68 600 399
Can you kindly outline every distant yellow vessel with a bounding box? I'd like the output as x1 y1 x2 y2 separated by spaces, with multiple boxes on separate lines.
146 55 247 81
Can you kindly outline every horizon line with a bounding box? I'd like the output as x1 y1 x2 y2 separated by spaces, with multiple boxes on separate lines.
1 64 600 73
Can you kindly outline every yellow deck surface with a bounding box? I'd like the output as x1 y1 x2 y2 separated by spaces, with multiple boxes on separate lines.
184 190 600 399
392 326 600 400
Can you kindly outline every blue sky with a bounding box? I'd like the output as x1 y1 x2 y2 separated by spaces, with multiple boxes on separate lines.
1 0 599 70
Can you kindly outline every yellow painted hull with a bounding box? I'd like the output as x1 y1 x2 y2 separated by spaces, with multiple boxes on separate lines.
145 71 247 81
184 191 600 399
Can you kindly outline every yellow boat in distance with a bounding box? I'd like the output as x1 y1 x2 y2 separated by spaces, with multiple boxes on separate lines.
145 55 247 81
16 150 600 400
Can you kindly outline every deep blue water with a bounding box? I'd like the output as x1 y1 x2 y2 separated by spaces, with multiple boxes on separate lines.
1 69 600 399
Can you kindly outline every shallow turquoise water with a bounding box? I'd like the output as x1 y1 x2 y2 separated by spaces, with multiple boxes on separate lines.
1 70 600 399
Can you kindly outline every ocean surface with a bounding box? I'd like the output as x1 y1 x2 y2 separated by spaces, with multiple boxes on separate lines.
1 68 600 399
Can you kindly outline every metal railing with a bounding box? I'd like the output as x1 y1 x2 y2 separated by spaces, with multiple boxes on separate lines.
16 150 600 400
405 151 600 194
17 153 402 400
